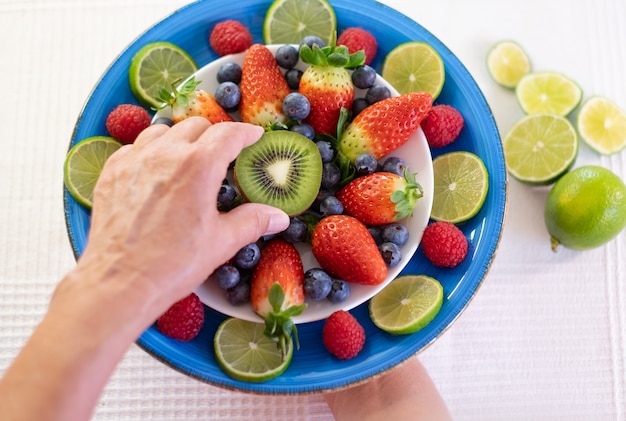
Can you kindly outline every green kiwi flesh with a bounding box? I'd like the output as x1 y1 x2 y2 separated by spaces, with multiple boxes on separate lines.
234 130 322 216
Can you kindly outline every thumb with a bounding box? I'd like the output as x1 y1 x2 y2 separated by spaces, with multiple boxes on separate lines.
219 203 290 246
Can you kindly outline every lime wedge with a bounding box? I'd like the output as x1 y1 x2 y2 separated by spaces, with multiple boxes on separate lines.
63 136 122 209
515 71 582 116
430 151 489 223
382 41 445 100
128 41 198 109
263 0 336 46
486 40 531 88
369 275 444 335
503 114 578 185
214 318 293 383
576 96 626 155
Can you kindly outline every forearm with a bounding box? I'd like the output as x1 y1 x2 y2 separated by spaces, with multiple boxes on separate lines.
0 263 155 421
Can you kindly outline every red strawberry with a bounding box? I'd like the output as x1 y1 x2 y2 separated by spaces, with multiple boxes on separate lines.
209 20 253 56
250 238 307 356
156 293 204 341
338 91 433 162
240 44 290 128
323 310 366 360
157 77 233 124
337 27 378 66
298 44 365 136
336 170 423 226
421 221 468 268
105 104 151 144
311 214 387 285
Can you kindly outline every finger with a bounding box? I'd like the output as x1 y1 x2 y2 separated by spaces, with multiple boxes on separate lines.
196 122 265 164
102 144 133 169
133 123 170 147
217 203 289 251
163 116 212 143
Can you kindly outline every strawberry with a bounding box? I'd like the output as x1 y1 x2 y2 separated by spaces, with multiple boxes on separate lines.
337 91 433 162
298 44 365 137
156 76 233 124
250 238 307 357
311 214 387 285
336 170 423 226
323 310 366 360
240 44 291 128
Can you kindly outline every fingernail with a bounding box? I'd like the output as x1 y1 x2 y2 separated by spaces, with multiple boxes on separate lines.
264 208 290 236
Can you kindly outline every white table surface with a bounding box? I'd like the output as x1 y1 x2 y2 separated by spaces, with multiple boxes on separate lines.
1 0 625 420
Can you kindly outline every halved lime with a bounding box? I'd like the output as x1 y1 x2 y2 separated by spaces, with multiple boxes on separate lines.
382 41 445 100
263 0 336 46
576 96 626 155
503 114 578 185
515 71 582 116
214 318 293 383
486 40 531 88
128 41 198 109
63 136 122 209
369 275 444 335
430 151 489 223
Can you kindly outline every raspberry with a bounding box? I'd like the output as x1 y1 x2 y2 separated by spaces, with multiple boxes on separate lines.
337 27 378 65
105 104 151 144
156 293 204 341
421 221 468 268
322 310 366 360
420 104 465 148
209 20 253 56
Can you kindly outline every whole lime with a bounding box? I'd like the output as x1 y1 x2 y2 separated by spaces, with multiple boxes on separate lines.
544 165 626 251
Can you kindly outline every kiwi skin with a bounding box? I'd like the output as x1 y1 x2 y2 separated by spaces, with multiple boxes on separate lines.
234 130 323 216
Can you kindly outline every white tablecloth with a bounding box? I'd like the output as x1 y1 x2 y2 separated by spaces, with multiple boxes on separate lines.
1 0 625 420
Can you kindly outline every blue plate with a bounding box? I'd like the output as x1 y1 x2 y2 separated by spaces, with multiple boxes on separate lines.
64 0 506 394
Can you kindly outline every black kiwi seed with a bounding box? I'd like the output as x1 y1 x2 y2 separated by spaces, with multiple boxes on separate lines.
234 130 323 216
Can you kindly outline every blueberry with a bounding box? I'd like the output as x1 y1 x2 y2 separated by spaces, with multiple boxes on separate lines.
327 279 350 303
366 84 392 104
319 195 344 216
367 225 384 245
316 140 335 163
226 280 250 305
217 183 237 211
379 242 402 267
214 264 240 289
275 44 299 69
321 162 341 188
381 156 408 176
290 123 315 140
152 116 174 127
214 81 241 110
299 35 325 50
234 243 261 269
313 188 334 212
382 223 409 246
351 97 369 118
354 153 379 176
281 217 308 243
285 68 303 90
283 92 311 120
216 62 242 84
351 65 377 89
304 268 333 300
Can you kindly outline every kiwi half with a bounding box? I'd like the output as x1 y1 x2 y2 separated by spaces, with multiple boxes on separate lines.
234 130 323 216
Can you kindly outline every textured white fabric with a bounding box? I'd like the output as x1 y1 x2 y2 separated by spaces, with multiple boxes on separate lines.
0 0 624 420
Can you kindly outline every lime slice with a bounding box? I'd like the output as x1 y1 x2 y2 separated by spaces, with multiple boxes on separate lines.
382 41 445 100
430 151 489 223
128 41 198 109
515 71 582 116
263 0 336 46
576 96 626 155
214 318 293 383
486 40 531 88
369 275 444 335
63 136 122 209
503 114 578 185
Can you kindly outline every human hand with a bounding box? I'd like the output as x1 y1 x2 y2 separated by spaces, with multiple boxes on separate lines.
74 118 290 318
